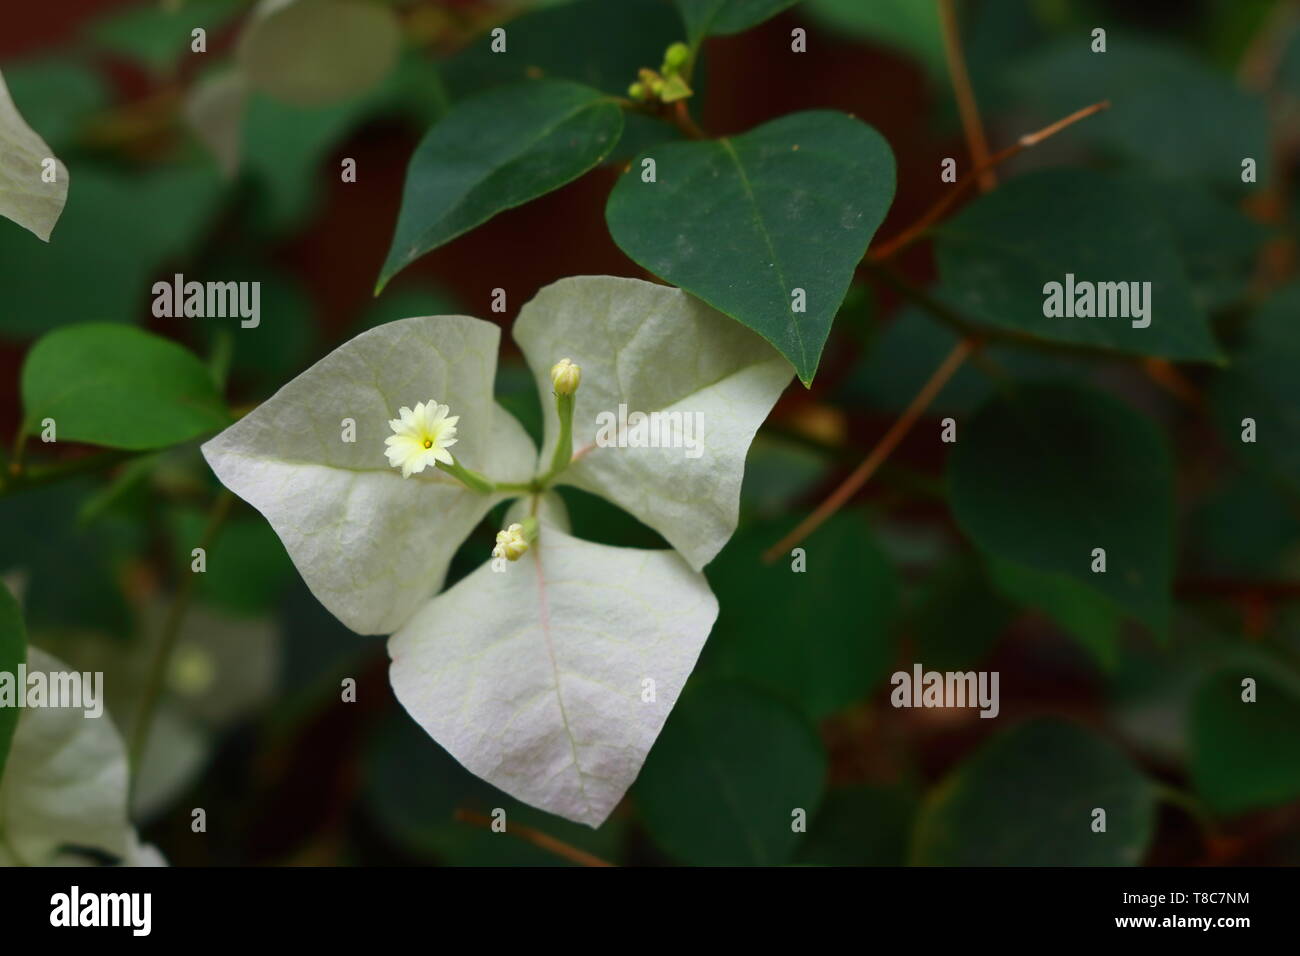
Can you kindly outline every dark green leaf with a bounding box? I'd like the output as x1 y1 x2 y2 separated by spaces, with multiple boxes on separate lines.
676 0 800 42
378 80 623 289
703 513 899 718
445 0 684 99
947 384 1174 637
606 110 895 383
170 510 293 616
805 0 944 76
89 0 241 72
912 719 1156 865
933 169 1222 361
635 681 826 865
0 581 26 785
1210 283 1300 496
22 324 229 450
1191 670 1300 816
1007 38 1269 191
910 559 1013 672
2 58 109 151
795 784 917 866
988 558 1121 670
0 165 224 339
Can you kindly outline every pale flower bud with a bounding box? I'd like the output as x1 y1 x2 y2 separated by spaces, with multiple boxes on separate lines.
492 523 530 561
550 358 581 396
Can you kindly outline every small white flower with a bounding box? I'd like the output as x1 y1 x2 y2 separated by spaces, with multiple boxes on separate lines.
550 357 581 396
384 400 459 478
492 523 530 561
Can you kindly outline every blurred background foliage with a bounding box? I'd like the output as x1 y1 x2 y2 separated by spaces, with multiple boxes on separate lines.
1 0 1299 866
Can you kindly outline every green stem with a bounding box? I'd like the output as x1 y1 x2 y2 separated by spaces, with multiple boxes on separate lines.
128 490 234 781
0 449 135 497
538 392 575 487
495 480 537 493
436 456 494 495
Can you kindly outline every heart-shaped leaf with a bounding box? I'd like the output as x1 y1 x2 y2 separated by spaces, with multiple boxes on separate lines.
379 80 624 290
932 168 1223 361
606 110 896 384
389 525 719 828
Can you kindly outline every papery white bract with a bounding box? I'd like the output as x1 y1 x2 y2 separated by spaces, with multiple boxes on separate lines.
515 276 792 571
201 314 535 635
0 69 68 242
390 524 717 828
203 278 790 827
0 648 164 867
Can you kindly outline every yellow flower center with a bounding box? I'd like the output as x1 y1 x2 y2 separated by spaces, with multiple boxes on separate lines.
423 439 433 449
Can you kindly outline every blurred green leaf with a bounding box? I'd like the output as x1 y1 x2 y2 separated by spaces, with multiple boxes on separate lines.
89 0 241 73
703 513 899 718
606 110 895 384
1006 37 1269 191
1122 174 1269 313
987 557 1121 670
910 559 1013 672
911 719 1156 865
795 784 917 866
170 510 292 616
933 168 1221 361
0 482 132 639
675 0 799 43
444 0 684 98
1191 670 1300 816
0 165 225 339
1210 283 1300 497
738 434 828 520
948 384 1174 638
2 58 108 150
379 80 623 289
22 324 229 450
1187 469 1300 578
355 284 461 335
238 0 401 107
0 580 26 785
805 0 944 77
635 681 826 865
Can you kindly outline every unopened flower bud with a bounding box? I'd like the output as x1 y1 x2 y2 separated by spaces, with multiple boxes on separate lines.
550 358 581 396
663 42 690 72
628 81 648 101
492 523 530 561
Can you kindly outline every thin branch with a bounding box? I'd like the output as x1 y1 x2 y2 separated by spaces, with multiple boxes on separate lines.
938 0 995 191
762 339 977 562
128 490 235 779
868 100 1111 262
453 809 615 867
